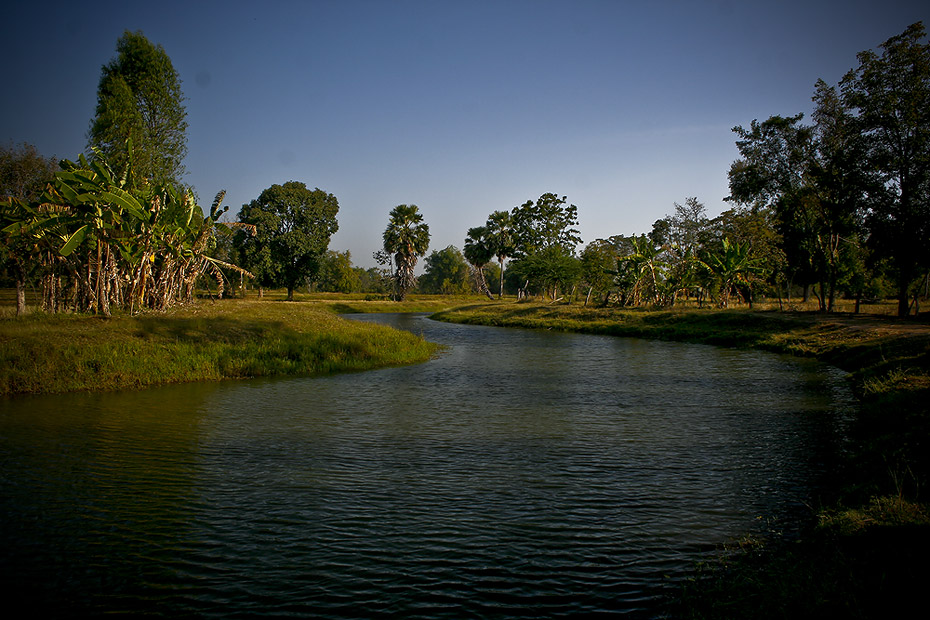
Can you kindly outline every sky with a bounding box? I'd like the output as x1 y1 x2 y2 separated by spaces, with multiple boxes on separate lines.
3 0 927 268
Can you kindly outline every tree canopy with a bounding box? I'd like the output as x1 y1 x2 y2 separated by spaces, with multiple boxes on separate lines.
841 22 930 316
235 181 339 301
88 30 188 186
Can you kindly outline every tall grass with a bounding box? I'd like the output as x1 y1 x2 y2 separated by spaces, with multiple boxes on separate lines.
0 298 438 396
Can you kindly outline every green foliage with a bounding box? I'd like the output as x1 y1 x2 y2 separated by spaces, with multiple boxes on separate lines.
703 237 768 308
419 245 470 295
235 181 340 301
485 210 516 297
88 31 188 186
0 150 241 315
511 193 582 256
0 143 59 311
315 250 361 293
382 204 430 301
463 225 496 299
509 246 582 300
0 142 58 202
579 238 618 305
841 22 930 316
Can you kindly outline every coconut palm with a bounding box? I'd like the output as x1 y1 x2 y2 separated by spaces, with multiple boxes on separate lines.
382 204 430 301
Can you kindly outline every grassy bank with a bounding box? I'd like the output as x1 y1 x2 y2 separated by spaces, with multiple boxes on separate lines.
432 302 930 394
432 301 930 618
0 298 439 397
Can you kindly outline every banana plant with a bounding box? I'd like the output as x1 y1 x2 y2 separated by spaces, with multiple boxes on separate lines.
3 147 251 315
704 237 768 308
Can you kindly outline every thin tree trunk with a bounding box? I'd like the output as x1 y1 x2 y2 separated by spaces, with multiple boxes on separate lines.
15 276 26 316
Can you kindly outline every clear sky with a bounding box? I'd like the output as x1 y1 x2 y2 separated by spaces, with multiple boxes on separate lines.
4 0 927 268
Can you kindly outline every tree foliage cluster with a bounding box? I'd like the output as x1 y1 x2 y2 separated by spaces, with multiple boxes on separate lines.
233 181 339 301
1 150 243 316
382 204 430 301
88 30 188 187
727 22 930 316
2 31 348 313
455 23 930 314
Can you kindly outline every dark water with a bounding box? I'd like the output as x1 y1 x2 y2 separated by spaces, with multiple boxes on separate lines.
0 313 854 618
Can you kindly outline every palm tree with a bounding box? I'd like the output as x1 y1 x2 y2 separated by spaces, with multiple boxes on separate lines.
382 204 430 301
485 210 515 298
464 225 495 299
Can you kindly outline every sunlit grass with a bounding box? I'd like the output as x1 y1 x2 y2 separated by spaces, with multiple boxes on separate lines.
0 298 438 397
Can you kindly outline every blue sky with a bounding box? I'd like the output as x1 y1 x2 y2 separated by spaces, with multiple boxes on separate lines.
4 0 927 268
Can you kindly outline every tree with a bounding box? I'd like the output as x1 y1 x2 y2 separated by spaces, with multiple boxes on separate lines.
653 197 712 305
236 181 339 301
419 245 470 294
1 143 59 314
463 226 496 299
511 193 582 256
485 210 515 298
508 193 583 298
707 206 785 304
580 239 619 306
841 22 930 316
88 30 188 186
728 99 870 312
508 245 581 300
382 204 430 301
316 250 360 293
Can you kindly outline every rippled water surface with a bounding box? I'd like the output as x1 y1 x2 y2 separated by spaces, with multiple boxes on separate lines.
0 313 854 617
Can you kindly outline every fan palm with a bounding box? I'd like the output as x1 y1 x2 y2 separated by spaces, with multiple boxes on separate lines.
383 204 430 301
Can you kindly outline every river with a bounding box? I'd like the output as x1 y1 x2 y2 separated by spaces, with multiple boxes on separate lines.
0 313 854 618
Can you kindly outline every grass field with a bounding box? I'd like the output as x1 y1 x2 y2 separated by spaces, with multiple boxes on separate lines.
0 296 440 396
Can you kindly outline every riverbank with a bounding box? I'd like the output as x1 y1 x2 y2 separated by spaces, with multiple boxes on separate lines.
0 298 439 397
432 301 930 618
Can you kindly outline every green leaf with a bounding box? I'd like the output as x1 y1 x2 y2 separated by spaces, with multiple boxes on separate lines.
101 188 146 220
59 224 89 256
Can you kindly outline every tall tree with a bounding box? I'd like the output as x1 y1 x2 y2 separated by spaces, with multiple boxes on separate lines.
511 193 582 256
841 22 930 316
485 210 515 298
88 30 188 186
508 193 582 298
382 204 430 301
463 225 496 299
236 181 339 301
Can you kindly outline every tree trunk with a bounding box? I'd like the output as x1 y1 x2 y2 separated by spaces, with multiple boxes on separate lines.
897 274 911 317
15 277 26 316
498 258 506 298
286 286 294 301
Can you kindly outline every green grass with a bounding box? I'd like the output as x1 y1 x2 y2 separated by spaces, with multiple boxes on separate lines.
0 298 439 396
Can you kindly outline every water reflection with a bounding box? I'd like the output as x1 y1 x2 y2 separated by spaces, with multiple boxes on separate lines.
0 314 853 618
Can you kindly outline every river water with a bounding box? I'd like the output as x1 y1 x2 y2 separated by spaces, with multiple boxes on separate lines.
0 313 854 618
